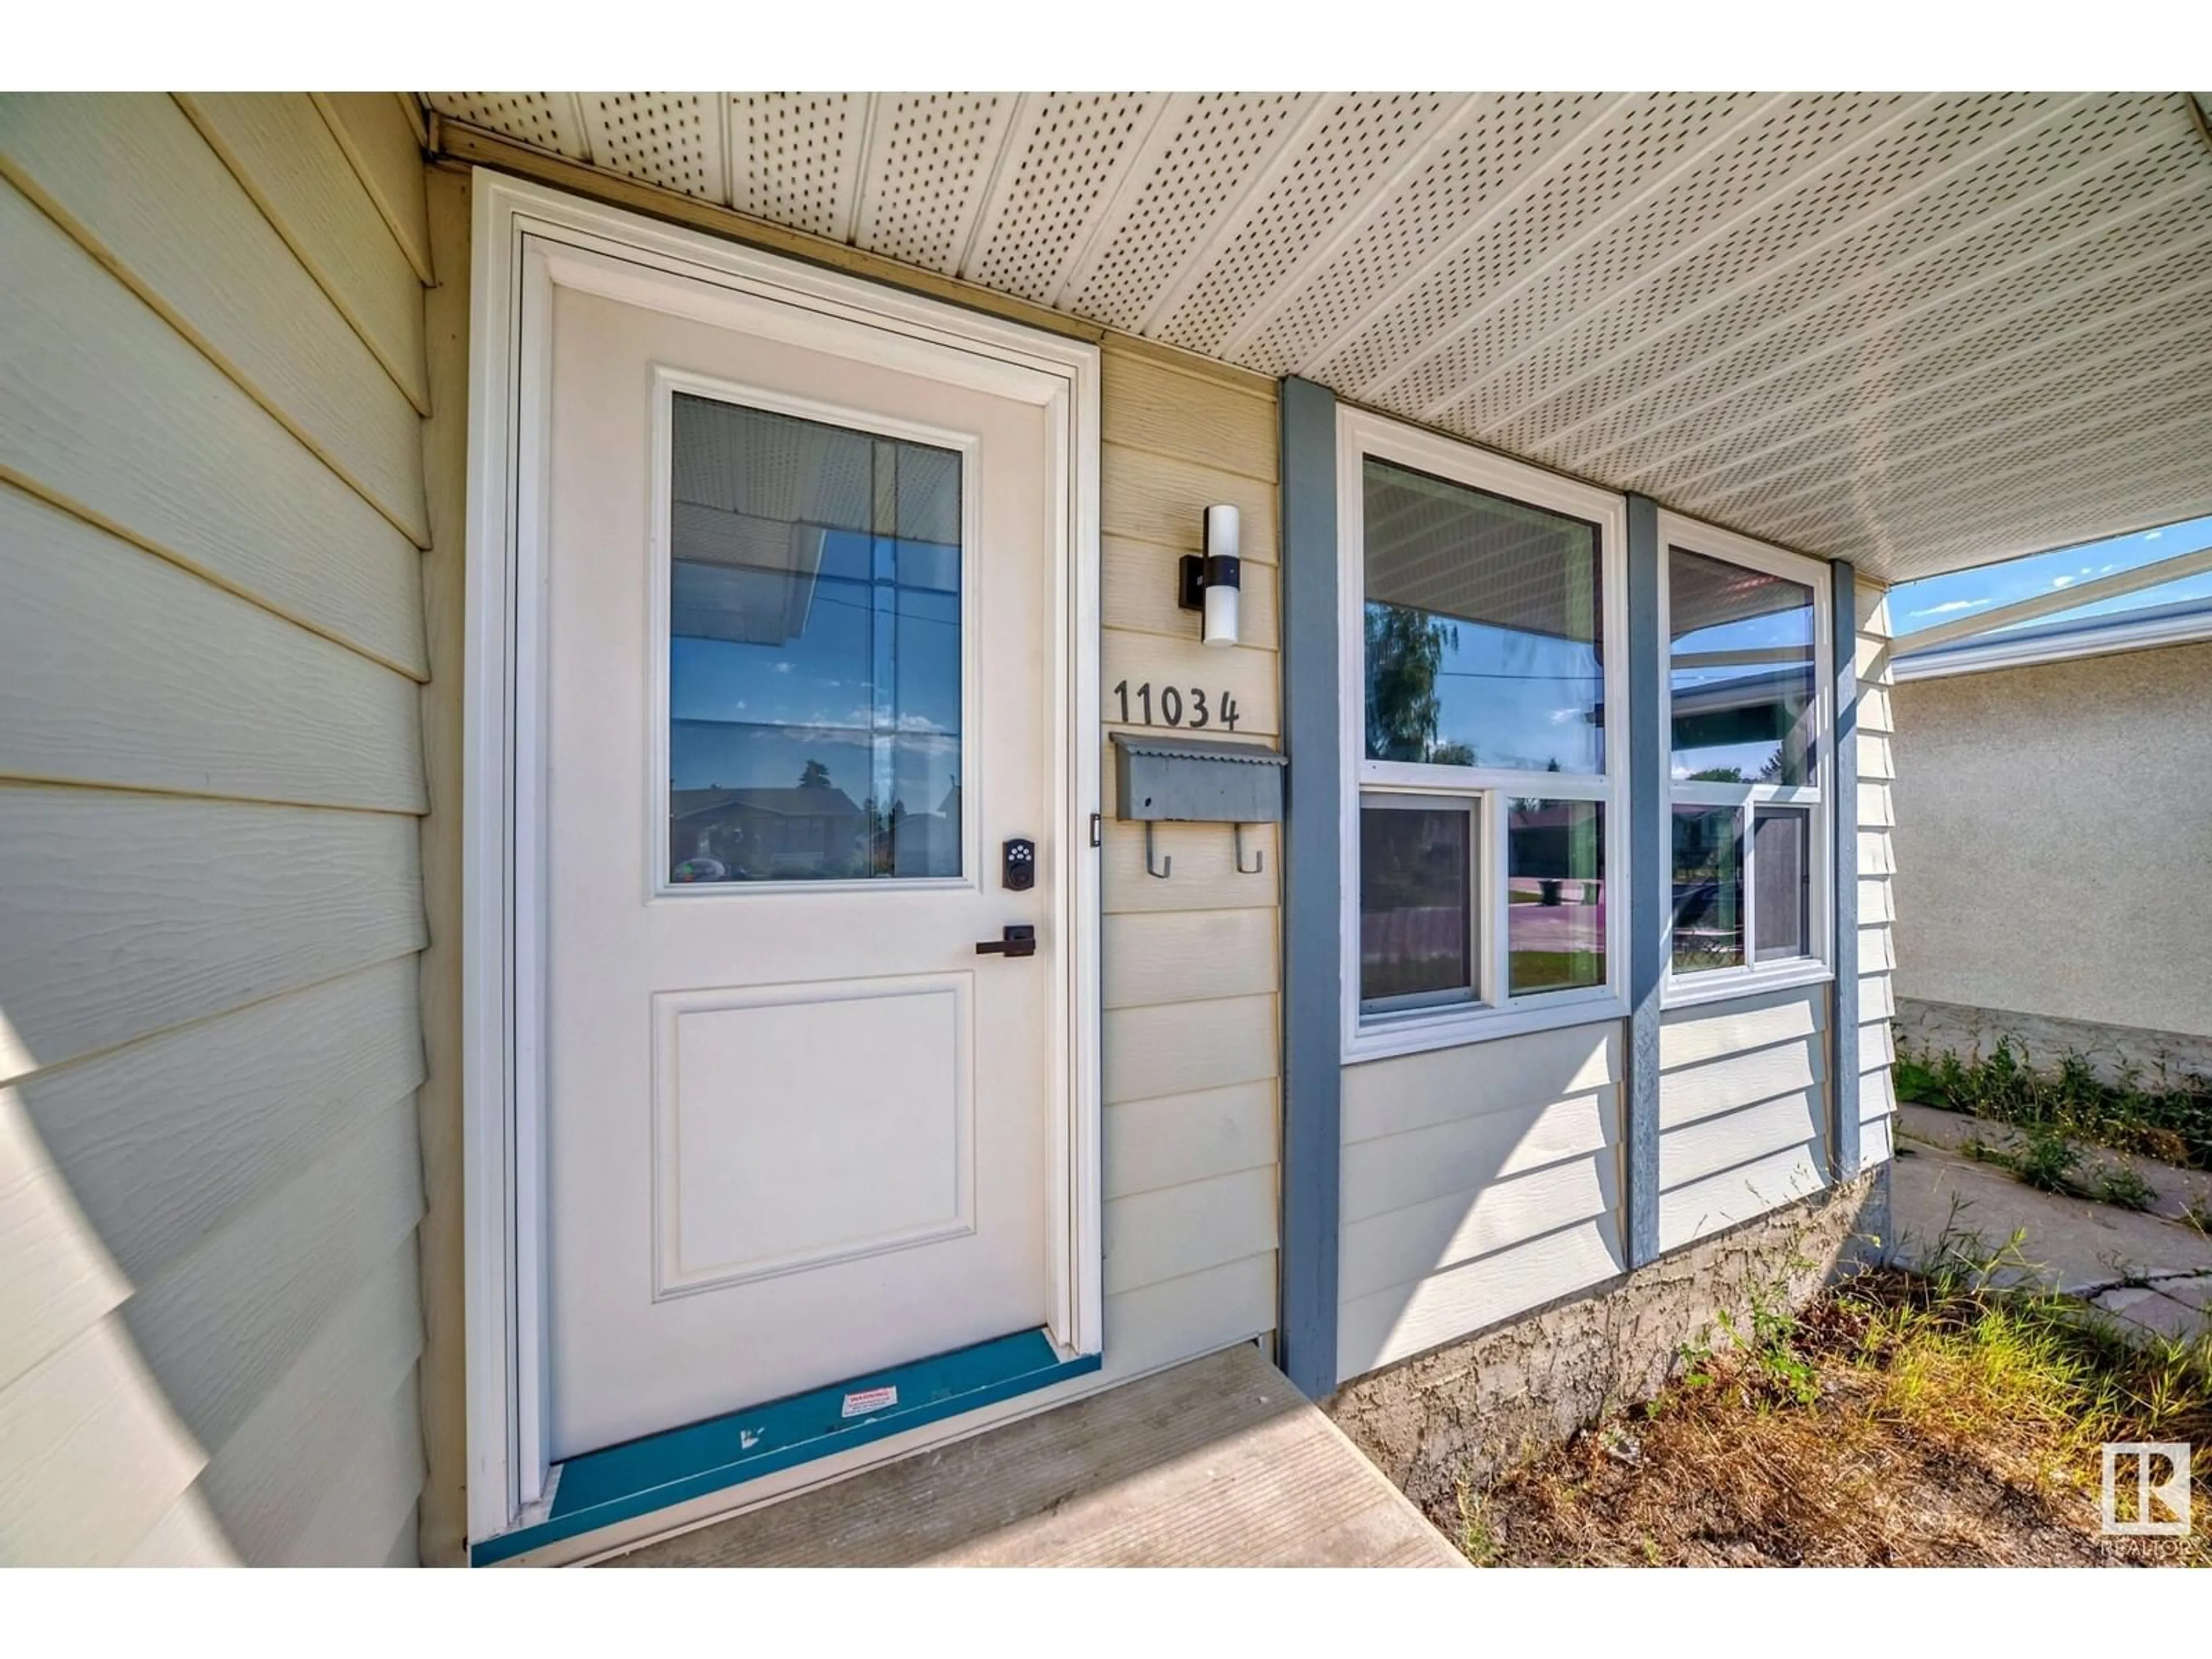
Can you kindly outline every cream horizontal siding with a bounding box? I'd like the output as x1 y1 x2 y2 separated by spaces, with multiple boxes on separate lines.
1102 910 1277 1009
311 93 434 284
0 95 427 544
412 169 471 1565
1656 986 1830 1252
0 183 426 677
121 1491 236 1566
1104 1168 1277 1296
120 1105 421 1459
1338 1023 1626 1380
1103 1081 1277 1201
0 787 424 1073
0 488 426 813
1092 340 1282 1372
1340 1220 1623 1387
175 93 430 412
0 1315 210 1563
189 1237 422 1565
0 94 435 1566
1855 581 1899 1162
11 960 423 1293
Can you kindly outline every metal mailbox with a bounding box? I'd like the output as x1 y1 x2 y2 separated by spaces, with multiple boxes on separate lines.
1109 733 1285 879
1111 732 1285 822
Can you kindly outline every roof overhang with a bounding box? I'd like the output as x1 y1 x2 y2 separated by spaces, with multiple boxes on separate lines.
1892 597 2212 680
425 92 2212 582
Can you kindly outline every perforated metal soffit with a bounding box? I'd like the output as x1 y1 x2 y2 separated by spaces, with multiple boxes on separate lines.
425 92 2212 581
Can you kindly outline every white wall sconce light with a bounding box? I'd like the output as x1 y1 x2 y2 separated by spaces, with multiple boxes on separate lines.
1179 504 1242 649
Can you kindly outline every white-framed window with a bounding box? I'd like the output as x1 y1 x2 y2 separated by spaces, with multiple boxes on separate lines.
1658 512 1834 1009
1339 408 1630 1062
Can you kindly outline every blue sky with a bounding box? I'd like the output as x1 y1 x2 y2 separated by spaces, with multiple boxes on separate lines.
1888 513 2212 638
669 529 961 806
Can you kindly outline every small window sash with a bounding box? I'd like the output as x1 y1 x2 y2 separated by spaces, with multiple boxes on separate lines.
1357 791 1483 1017
1657 511 1836 1005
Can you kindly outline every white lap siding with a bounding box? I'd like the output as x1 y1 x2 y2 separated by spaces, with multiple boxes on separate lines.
1856 581 1900 1166
0 93 436 1566
1337 1024 1625 1378
1656 987 1831 1251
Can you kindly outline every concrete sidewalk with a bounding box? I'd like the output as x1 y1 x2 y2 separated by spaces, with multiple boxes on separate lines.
1890 1104 2212 1344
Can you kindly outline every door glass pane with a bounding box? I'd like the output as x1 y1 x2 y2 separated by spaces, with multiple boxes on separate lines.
666 393 962 884
1668 548 1817 785
1671 804 1744 972
1752 806 1812 962
1359 802 1475 1010
1363 458 1605 774
1508 799 1605 993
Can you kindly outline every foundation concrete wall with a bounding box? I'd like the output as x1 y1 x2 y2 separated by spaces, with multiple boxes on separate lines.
1323 1168 1888 1520
1895 994 2212 1087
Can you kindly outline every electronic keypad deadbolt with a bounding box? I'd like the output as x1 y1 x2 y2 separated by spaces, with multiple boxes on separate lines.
1003 838 1036 891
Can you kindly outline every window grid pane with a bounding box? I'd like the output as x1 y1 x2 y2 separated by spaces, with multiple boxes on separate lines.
1751 806 1812 963
1359 801 1476 1010
1508 798 1605 994
1670 803 1744 973
1363 457 1605 775
1668 546 1816 787
666 393 962 885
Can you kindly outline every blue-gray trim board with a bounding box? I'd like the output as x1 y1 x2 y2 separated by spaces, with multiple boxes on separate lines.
469 1328 1098 1565
1829 559 1862 1181
1623 495 1666 1267
1278 375 1342 1399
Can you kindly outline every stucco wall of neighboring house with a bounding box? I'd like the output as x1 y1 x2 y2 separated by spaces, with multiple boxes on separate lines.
1891 639 2212 1050
0 93 438 1566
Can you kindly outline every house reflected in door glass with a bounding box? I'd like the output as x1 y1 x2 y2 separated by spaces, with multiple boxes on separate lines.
665 393 963 883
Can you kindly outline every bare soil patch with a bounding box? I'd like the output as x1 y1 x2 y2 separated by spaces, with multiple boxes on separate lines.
1453 1268 2211 1567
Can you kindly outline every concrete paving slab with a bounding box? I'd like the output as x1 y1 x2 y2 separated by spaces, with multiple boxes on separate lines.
2156 1275 2212 1314
1896 1104 2212 1226
599 1342 1468 1568
2090 1285 2209 1343
1889 1135 2212 1298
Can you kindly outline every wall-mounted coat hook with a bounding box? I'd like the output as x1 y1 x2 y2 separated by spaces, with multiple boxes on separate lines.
1234 822 1264 876
1144 820 1172 880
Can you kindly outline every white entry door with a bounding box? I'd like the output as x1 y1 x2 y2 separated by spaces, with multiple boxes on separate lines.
539 265 1076 1461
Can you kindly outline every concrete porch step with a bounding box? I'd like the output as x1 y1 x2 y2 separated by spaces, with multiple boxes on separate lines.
600 1342 1467 1567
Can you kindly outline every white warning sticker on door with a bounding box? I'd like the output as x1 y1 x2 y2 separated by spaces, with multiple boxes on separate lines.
842 1385 899 1418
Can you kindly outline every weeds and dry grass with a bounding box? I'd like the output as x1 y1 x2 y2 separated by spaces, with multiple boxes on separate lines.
1958 1120 2171 1213
1454 1249 2212 1567
1896 1033 2212 1172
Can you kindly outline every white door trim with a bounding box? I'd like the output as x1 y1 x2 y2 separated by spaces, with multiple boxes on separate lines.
460 169 1103 1546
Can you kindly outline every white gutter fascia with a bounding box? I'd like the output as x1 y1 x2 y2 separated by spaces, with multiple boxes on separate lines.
1892 603 2212 680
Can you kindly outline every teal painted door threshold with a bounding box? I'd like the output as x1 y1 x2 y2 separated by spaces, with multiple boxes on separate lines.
471 1328 1100 1565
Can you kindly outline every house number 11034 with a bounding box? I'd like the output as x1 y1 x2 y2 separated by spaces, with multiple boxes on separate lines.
1112 680 1240 732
